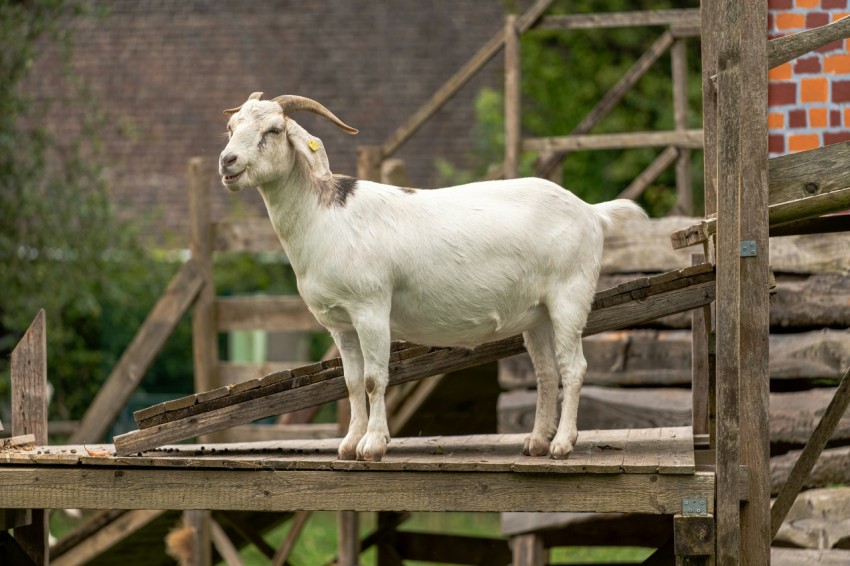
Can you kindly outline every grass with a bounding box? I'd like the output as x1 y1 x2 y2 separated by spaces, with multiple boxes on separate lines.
238 511 654 565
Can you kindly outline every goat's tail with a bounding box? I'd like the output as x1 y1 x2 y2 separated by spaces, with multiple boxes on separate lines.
592 199 648 236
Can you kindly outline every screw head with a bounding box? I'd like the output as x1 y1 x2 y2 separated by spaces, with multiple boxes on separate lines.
804 181 820 195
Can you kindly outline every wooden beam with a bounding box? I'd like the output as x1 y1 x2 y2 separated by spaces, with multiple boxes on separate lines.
617 146 679 201
768 141 850 203
379 0 553 157
714 0 744 562
770 366 850 539
535 31 675 178
10 309 48 566
768 15 850 69
524 129 704 153
0 467 718 514
71 261 204 443
504 14 521 180
701 0 719 217
185 510 212 566
536 9 699 30
672 37 693 215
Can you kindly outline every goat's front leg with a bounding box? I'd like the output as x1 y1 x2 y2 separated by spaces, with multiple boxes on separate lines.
332 330 367 461
351 311 392 462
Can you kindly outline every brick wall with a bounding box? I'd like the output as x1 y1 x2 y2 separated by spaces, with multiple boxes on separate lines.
769 0 850 155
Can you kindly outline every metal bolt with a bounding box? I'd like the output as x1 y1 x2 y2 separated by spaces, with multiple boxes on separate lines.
804 181 820 195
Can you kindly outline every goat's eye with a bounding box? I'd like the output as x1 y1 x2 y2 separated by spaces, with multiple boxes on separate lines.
264 127 282 136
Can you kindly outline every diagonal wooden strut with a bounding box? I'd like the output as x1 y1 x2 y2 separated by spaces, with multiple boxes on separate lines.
114 265 715 455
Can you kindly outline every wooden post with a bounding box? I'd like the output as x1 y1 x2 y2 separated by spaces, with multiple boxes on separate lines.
184 510 212 566
10 309 48 565
714 0 742 563
738 3 770 565
504 14 521 179
700 1 718 216
188 157 217 398
337 510 360 566
691 254 709 436
672 37 692 214
511 533 547 566
357 146 383 182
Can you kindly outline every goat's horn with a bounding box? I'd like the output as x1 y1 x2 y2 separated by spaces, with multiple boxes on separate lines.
273 95 359 135
223 92 265 115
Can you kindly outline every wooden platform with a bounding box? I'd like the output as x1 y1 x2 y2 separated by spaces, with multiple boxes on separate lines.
0 428 727 515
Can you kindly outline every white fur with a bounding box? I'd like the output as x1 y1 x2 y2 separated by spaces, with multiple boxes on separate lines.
219 97 647 462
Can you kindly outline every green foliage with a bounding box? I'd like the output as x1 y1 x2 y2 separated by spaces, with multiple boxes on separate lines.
0 1 185 421
440 0 704 217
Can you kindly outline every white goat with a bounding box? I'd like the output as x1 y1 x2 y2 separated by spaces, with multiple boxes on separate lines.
219 93 646 462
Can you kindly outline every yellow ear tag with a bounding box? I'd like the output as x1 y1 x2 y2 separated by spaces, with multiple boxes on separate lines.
308 140 320 152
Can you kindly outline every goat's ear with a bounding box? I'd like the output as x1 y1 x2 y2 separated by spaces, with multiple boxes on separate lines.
223 92 265 115
286 120 332 178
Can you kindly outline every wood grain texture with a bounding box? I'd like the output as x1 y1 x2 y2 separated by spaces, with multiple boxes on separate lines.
768 141 850 204
770 446 850 496
0 465 714 514
524 129 704 153
537 9 699 30
768 15 850 69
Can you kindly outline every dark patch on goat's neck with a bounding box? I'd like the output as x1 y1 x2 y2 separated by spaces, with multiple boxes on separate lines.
398 186 417 194
316 174 358 207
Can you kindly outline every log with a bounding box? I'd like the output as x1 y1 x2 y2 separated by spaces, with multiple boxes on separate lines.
771 548 850 565
774 487 850 550
770 446 850 497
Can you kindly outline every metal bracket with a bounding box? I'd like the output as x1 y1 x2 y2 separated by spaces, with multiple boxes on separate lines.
740 240 757 257
682 497 708 515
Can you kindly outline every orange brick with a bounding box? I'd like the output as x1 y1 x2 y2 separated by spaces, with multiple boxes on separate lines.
769 62 793 80
824 54 850 74
809 107 828 127
776 13 806 29
796 0 819 6
788 133 820 152
801 77 829 102
844 107 850 126
768 112 785 128
833 12 850 23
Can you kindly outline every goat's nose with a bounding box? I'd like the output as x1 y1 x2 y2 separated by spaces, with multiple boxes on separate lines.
220 153 238 168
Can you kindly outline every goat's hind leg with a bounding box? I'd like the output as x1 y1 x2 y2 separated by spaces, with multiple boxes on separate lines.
522 322 560 457
333 330 367 461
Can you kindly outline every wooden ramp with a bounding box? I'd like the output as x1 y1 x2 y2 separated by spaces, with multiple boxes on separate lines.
0 429 720 515
114 264 716 455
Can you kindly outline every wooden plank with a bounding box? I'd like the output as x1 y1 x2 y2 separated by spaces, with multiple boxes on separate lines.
189 156 219 410
504 14 521 180
511 533 546 566
0 466 717 514
739 3 771 564
71 260 204 444
379 0 553 157
692 254 710 436
10 309 48 566
536 9 699 30
768 15 850 70
770 366 850 539
337 511 359 566
535 31 675 178
701 0 719 218
524 129 704 153
768 141 850 204
768 214 850 237
213 219 281 253
215 295 324 332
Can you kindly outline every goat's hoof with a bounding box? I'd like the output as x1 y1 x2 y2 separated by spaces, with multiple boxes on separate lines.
356 432 389 462
549 439 575 460
338 434 363 461
522 434 551 457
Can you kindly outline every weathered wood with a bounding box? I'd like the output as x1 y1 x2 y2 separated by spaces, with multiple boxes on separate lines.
0 434 36 449
189 156 219 406
504 14 521 180
768 15 850 70
536 9 699 30
215 295 324 332
768 214 850 237
771 366 850 539
185 509 212 566
10 309 48 566
511 533 547 566
379 0 553 157
0 465 717 514
692 255 709 436
524 129 704 153
617 146 679 201
337 511 359 566
535 31 675 179
771 548 850 565
71 260 204 444
768 141 850 204
674 514 714 557
773 487 850 550
700 0 718 218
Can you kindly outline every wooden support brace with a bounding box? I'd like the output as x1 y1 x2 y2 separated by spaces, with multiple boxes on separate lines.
210 519 245 566
674 514 714 562
511 533 547 566
271 511 310 566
